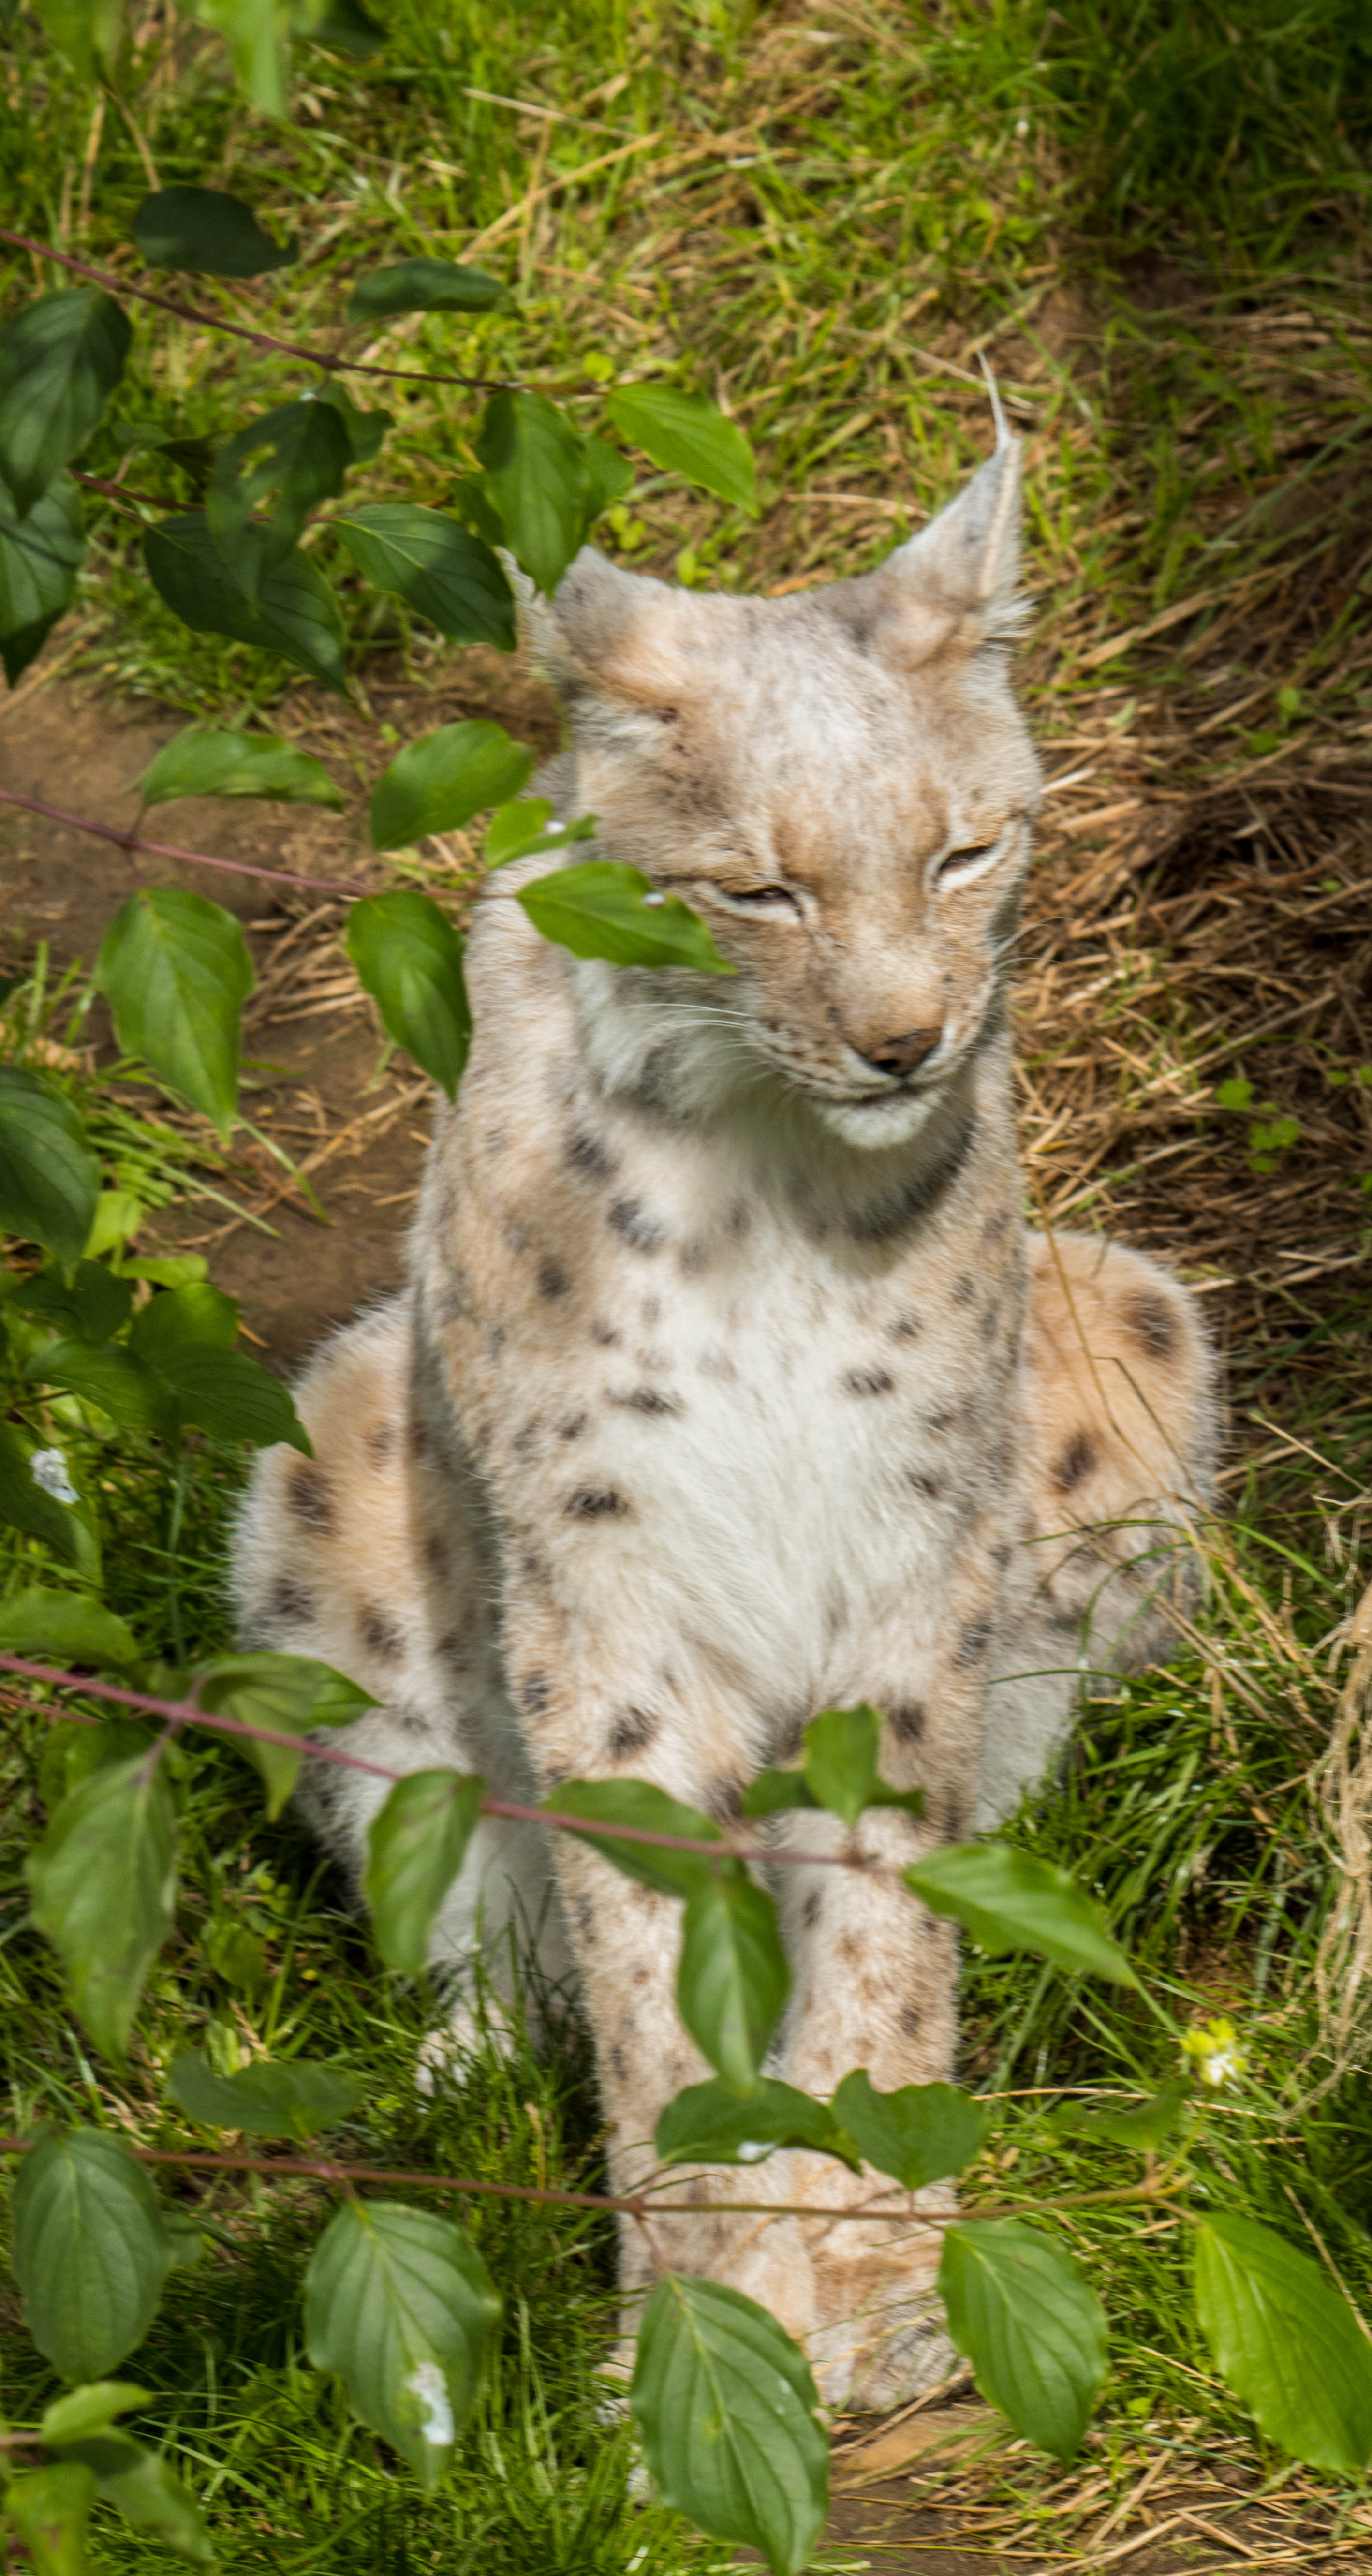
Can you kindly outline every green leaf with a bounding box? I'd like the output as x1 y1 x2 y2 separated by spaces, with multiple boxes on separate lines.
29 0 122 77
144 513 346 692
579 432 635 513
0 289 131 515
1 2463 96 2576
0 1587 138 1669
655 2076 858 2170
306 0 385 59
151 1346 313 1451
129 1281 239 1359
348 257 503 319
346 889 472 1097
830 2071 990 2188
369 718 533 851
169 2048 363 2138
803 1704 879 1826
605 384 756 515
544 1777 731 1899
904 1842 1137 1986
207 398 350 604
938 2221 1107 2463
315 382 391 464
66 2440 215 2564
25 1336 172 1433
26 1758 177 2062
483 797 597 865
196 1649 376 1818
678 1874 789 2096
96 885 254 1138
12 2129 173 2378
0 1420 96 1571
450 472 504 550
41 2384 152 2446
305 2200 501 2494
364 1768 484 1975
475 389 587 595
11 1258 134 1341
133 185 295 276
185 0 289 118
1052 2084 1188 2152
0 1064 100 1268
1193 2213 1372 2472
631 2275 827 2576
139 726 342 810
0 468 86 686
738 1767 819 1819
517 860 736 974
336 503 515 650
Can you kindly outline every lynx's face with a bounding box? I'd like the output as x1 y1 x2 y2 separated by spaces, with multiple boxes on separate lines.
530 429 1040 1147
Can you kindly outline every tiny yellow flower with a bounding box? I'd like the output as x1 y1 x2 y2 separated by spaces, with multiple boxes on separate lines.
1182 2015 1247 2088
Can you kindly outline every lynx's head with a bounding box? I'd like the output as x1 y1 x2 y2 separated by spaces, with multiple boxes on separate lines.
527 426 1039 1150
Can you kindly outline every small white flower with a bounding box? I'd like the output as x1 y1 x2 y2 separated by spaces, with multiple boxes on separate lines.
1015 116 1029 140
405 2361 454 2446
30 1449 78 1506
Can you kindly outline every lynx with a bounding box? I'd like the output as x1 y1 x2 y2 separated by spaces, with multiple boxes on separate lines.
232 424 1218 2412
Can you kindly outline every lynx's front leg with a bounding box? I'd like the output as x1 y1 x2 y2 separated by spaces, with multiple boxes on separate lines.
506 1609 818 2352
771 1588 996 2412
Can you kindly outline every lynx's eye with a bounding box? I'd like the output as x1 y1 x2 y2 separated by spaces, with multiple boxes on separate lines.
935 838 1002 888
721 883 801 916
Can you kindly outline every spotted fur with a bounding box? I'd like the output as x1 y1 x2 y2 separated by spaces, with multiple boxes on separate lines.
231 430 1218 2413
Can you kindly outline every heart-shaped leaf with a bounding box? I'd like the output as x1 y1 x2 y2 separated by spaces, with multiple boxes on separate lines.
139 727 342 809
11 1259 134 1342
483 798 597 865
369 718 533 851
305 2200 500 2494
26 1759 178 2063
207 399 350 604
543 1777 730 1899
40 2385 152 2447
516 860 735 974
169 2049 363 2138
336 503 515 650
803 1704 879 1826
830 2070 990 2188
346 889 472 1096
133 185 296 276
0 1588 138 1670
475 389 587 595
365 1768 484 1975
939 2220 1107 2463
144 513 346 692
96 886 254 1139
0 468 86 686
605 384 756 515
12 2130 173 2379
1194 2212 1372 2472
904 1842 1137 1986
631 2275 827 2576
348 258 502 320
677 1874 789 2096
0 1065 100 1270
195 1649 375 1816
655 2076 858 2170
0 289 131 513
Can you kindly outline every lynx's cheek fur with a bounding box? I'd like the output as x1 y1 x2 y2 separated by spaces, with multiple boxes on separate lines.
232 420 1219 2415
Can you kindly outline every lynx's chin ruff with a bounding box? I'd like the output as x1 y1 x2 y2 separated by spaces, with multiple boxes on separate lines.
232 424 1218 2413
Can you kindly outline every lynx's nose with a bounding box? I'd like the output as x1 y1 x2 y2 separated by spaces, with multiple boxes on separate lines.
861 1026 944 1078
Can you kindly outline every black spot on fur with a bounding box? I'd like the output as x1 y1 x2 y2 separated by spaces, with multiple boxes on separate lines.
980 1300 1002 1342
679 1236 709 1274
538 1257 571 1301
943 1793 968 1840
705 1774 743 1821
269 1576 314 1624
1124 1290 1178 1362
424 1529 451 1581
609 2045 628 2083
983 1205 1012 1243
607 1705 658 1760
801 1890 822 1930
992 1540 1013 1570
521 1671 549 1718
438 1629 469 1665
1055 1430 1098 1493
955 1618 993 1667
591 1320 621 1347
288 1462 333 1532
842 1366 895 1398
611 1386 683 1417
886 1312 921 1342
639 1038 685 1106
575 1895 595 1938
368 1420 396 1462
924 1407 957 1437
513 1417 541 1456
953 1273 976 1306
845 1109 976 1244
566 1129 618 1183
726 1198 752 1238
900 2002 922 2038
608 1197 664 1254
360 1604 402 1661
556 1411 587 1441
906 1468 944 1502
887 1702 926 1745
565 1487 630 1519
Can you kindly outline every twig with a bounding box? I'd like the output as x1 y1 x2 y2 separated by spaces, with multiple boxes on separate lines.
0 785 368 901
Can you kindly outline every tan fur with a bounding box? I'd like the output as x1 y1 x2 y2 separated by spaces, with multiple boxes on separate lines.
232 435 1219 2412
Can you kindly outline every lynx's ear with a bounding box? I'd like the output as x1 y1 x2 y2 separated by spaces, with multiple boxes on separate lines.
834 415 1024 668
516 546 682 708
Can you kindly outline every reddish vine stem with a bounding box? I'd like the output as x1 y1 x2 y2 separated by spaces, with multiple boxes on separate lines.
0 785 367 902
0 2132 1179 2229
0 1655 869 1870
0 227 579 396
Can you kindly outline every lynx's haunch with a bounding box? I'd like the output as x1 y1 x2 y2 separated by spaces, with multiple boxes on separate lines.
232 427 1218 2413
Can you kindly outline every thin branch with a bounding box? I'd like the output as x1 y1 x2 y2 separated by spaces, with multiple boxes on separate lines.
0 227 580 396
0 2132 1180 2229
0 785 367 902
0 1655 868 1869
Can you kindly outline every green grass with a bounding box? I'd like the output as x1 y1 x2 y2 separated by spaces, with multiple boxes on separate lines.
3 0 1372 2563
